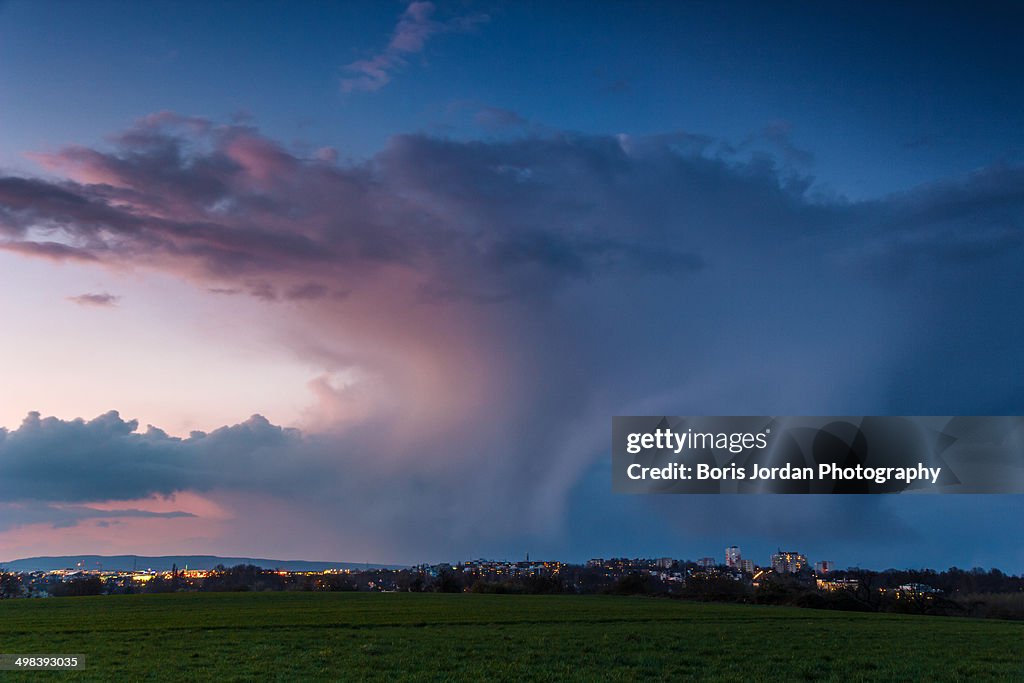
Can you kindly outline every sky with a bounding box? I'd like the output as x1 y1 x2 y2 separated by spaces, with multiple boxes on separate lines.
0 0 1022 570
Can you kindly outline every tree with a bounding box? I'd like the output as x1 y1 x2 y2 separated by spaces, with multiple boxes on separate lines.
0 572 22 599
435 567 463 593
606 572 653 596
53 576 103 597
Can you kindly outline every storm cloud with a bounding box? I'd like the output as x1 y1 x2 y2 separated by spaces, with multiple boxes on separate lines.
1 114 1023 565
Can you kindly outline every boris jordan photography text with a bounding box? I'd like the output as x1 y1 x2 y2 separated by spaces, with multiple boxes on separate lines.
626 460 941 485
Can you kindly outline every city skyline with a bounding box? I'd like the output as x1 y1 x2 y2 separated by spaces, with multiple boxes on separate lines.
1 1 1023 570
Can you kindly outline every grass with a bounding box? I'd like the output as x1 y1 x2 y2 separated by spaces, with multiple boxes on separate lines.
0 592 1022 681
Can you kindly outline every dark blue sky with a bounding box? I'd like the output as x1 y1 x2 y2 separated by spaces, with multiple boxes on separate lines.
0 1 1021 570
3 1 1021 195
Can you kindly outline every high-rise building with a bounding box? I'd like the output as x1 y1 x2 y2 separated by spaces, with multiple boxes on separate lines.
697 557 716 569
739 559 755 574
815 560 834 575
770 551 807 574
725 546 741 569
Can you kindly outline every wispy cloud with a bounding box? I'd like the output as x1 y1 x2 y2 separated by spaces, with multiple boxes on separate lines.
341 2 489 93
0 502 195 532
474 105 529 131
67 292 119 307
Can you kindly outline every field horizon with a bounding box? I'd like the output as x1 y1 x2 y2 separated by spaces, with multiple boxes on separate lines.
1 592 1021 681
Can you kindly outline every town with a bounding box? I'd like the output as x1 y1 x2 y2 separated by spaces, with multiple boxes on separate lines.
2 547 1021 620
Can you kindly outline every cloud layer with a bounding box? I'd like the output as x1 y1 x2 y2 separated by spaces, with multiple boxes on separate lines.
1 113 1023 565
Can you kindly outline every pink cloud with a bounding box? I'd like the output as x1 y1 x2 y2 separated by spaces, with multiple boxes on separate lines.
223 134 298 185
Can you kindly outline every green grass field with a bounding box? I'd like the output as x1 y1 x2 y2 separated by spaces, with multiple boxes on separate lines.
1 593 1021 681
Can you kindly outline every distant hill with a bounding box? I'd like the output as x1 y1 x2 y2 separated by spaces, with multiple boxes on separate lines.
0 555 406 572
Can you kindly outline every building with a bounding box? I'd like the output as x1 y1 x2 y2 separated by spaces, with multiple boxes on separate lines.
815 560 834 575
655 557 674 569
739 559 755 574
770 551 807 574
696 557 716 569
725 546 741 569
817 578 859 592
